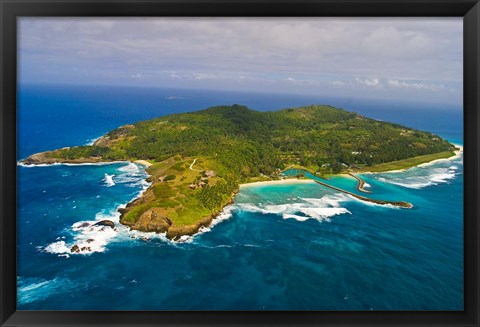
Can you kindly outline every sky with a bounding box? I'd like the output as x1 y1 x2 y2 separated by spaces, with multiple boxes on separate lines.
19 17 462 106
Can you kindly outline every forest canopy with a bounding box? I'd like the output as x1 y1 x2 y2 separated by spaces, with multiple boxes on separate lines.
52 104 455 176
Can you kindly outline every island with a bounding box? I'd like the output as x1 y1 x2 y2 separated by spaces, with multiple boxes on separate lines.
21 104 457 240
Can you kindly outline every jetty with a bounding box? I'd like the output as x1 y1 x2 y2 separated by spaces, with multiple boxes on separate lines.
347 172 372 193
313 180 413 208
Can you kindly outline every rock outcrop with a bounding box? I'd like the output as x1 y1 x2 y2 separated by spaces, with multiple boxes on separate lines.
93 220 115 229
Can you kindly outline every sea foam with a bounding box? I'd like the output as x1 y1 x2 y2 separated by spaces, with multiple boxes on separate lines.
17 160 129 168
236 193 351 223
17 276 75 305
172 205 236 243
103 174 115 187
44 163 152 256
377 167 458 189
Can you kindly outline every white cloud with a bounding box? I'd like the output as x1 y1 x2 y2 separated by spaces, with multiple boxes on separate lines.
18 17 462 104
130 73 142 79
169 72 182 79
192 72 221 80
387 79 444 92
356 77 381 87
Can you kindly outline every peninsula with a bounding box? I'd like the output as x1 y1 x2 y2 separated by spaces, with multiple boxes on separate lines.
21 105 457 240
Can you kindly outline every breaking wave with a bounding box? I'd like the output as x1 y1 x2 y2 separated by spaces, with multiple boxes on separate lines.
17 276 79 305
118 162 139 173
236 194 351 223
103 174 115 187
85 136 102 146
17 160 131 168
43 163 152 256
173 205 236 243
376 167 458 189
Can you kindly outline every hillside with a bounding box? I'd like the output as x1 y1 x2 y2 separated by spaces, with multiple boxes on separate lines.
22 104 456 239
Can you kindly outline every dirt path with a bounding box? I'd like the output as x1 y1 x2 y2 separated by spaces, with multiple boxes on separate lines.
189 158 202 172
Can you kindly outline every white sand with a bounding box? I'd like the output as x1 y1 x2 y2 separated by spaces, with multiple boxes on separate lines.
417 145 463 168
363 145 464 174
134 160 153 168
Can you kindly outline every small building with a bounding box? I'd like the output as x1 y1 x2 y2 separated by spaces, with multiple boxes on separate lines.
204 170 216 177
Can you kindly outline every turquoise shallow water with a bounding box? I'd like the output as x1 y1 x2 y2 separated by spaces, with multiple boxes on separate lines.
17 85 463 310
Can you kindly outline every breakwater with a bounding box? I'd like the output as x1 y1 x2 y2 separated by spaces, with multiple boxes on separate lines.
313 180 413 208
347 172 372 193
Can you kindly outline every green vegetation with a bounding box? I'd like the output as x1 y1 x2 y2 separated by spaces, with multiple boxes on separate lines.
50 104 455 174
163 175 176 181
358 151 456 172
25 104 456 237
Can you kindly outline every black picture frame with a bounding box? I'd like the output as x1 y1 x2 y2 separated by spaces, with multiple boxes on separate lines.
1 0 479 326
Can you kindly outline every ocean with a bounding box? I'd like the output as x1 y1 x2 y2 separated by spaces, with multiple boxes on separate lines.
17 84 463 310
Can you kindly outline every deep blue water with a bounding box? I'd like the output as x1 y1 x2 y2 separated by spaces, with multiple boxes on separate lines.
17 84 463 310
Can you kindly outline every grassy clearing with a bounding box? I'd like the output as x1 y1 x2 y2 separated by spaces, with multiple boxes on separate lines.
123 203 155 223
123 155 233 227
357 151 455 173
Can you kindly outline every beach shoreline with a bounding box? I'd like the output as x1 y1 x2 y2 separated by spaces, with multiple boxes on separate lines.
361 145 463 174
134 160 153 168
19 143 463 240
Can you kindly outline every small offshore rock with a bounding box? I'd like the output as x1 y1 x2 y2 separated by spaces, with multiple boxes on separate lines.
70 244 80 253
93 220 115 229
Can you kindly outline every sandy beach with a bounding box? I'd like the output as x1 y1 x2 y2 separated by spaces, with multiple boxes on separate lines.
362 145 464 174
134 160 153 168
453 144 464 156
239 178 315 188
417 145 463 168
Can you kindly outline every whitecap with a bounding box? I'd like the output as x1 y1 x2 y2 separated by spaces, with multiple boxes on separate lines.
378 168 457 189
44 164 152 256
44 241 70 254
345 195 399 209
303 194 349 208
170 205 236 243
299 207 350 221
17 160 129 168
63 161 127 166
17 162 62 168
103 174 115 187
283 214 310 222
85 136 102 146
44 219 118 256
17 276 78 305
118 162 140 173
236 194 351 223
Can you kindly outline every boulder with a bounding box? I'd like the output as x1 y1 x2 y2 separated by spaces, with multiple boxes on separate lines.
70 244 80 253
93 220 115 229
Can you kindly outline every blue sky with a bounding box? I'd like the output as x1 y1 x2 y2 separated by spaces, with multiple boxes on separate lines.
19 18 462 106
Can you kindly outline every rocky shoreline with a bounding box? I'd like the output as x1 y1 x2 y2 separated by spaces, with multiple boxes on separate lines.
20 151 240 241
23 145 460 239
119 172 239 240
21 150 118 165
